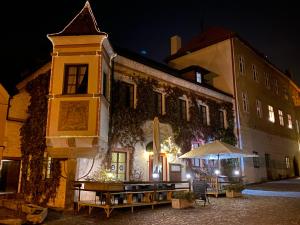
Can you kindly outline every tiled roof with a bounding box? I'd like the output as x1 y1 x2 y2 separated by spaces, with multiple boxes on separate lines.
48 1 107 37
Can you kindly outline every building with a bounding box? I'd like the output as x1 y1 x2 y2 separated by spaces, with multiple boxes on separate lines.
166 27 300 183
0 1 299 209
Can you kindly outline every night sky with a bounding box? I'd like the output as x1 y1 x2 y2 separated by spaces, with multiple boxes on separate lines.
1 0 299 93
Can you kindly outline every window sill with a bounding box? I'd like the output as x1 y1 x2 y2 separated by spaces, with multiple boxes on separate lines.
49 93 101 98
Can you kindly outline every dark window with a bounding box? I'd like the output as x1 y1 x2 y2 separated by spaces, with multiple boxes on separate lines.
120 82 134 108
219 110 225 128
102 72 108 99
63 64 88 94
191 158 201 167
253 151 260 168
154 91 162 115
179 99 187 120
199 105 207 125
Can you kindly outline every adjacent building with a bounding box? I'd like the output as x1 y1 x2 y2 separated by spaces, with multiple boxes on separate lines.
166 27 300 183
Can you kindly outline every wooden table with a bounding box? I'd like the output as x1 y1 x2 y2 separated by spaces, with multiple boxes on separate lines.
74 181 190 218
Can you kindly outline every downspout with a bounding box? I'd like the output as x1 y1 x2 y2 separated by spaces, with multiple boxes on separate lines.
230 37 244 175
5 97 11 120
107 52 117 167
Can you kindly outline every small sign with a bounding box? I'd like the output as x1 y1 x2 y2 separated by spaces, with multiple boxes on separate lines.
170 164 181 172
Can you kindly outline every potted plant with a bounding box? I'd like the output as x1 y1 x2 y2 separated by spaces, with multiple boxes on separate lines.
171 191 196 209
224 183 245 198
84 168 124 191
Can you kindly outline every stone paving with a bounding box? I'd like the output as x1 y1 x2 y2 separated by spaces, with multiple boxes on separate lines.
42 196 300 225
2 178 300 225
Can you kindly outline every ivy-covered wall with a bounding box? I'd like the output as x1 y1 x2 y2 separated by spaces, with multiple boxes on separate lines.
109 75 236 174
20 72 61 205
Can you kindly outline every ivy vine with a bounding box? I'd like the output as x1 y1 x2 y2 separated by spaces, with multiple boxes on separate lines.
109 76 236 175
20 72 61 205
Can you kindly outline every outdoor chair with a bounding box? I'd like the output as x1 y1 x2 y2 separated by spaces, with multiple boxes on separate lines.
192 180 210 207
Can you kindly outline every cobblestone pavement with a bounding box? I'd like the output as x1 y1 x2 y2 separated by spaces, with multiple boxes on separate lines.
246 177 300 192
42 195 300 225
2 178 300 225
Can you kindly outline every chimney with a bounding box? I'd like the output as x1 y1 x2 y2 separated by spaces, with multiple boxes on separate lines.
170 35 181 55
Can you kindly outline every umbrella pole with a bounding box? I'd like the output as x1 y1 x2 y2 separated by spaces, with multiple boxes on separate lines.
218 154 221 172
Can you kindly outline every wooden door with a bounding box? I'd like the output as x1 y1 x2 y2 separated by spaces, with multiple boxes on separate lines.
169 163 181 181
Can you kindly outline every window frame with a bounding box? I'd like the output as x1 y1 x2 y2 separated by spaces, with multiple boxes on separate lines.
274 79 279 95
153 91 163 115
239 56 245 75
242 92 249 112
199 104 208 125
179 98 187 121
196 72 202 83
120 81 135 109
63 64 88 94
268 105 275 123
111 151 127 181
253 151 260 168
252 64 259 82
219 110 225 129
102 71 109 100
287 114 293 129
265 72 271 89
256 99 263 118
278 110 284 126
285 156 290 169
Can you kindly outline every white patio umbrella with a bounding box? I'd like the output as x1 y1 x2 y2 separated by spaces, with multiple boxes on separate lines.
179 140 258 160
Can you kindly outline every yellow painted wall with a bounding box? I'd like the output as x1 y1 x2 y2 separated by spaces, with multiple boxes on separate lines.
168 39 234 95
0 84 9 147
8 90 30 121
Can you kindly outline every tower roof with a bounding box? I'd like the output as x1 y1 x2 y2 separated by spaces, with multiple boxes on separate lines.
48 1 107 37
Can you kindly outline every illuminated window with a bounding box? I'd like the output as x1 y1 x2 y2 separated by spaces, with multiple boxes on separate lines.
239 56 245 75
268 105 275 123
179 99 187 120
154 91 163 115
285 156 290 169
120 82 134 108
196 72 202 83
42 157 52 179
256 99 262 118
274 79 279 95
265 72 270 89
278 110 284 126
199 104 207 125
287 114 293 129
252 64 259 82
253 151 260 168
111 152 127 181
242 92 249 112
64 64 88 94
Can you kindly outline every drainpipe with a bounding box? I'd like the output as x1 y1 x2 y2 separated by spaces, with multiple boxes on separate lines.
230 37 244 176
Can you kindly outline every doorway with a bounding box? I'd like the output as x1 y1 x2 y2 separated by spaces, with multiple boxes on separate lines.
293 156 299 176
0 160 21 192
149 154 166 181
265 153 272 180
169 163 181 181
